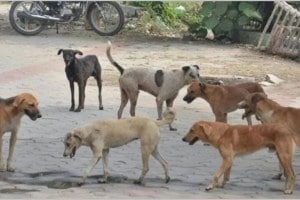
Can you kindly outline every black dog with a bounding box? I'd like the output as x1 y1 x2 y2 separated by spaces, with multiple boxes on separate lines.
58 49 103 112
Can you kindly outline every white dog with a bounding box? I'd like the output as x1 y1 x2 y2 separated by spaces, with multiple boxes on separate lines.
63 108 176 185
106 41 200 130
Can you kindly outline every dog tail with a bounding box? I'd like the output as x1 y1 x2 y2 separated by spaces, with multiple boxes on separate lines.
106 41 124 75
155 107 176 127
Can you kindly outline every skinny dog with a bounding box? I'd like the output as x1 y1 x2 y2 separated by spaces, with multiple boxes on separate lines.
106 41 200 130
0 93 41 172
183 81 264 125
239 92 300 179
63 108 176 185
182 121 296 194
58 49 103 112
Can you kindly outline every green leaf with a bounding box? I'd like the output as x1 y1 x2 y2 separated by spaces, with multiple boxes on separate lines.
238 2 262 21
203 16 219 29
214 2 229 16
200 2 215 16
227 9 239 20
238 15 249 26
243 10 263 21
217 18 234 32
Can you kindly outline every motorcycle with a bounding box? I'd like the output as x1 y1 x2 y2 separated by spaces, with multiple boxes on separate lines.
9 1 125 36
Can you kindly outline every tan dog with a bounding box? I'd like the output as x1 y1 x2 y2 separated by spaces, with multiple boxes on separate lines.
106 41 200 130
182 121 296 194
63 108 176 185
183 81 264 125
0 93 41 172
239 92 300 179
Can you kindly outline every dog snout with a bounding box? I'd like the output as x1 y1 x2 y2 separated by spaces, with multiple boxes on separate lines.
183 95 194 103
63 153 67 157
37 112 42 118
182 137 187 142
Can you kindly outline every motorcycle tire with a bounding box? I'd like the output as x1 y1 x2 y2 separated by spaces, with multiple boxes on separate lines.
9 1 45 36
87 1 125 36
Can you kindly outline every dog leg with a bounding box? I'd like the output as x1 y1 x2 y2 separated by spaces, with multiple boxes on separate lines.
272 161 283 180
215 112 227 123
75 81 85 112
151 146 170 183
95 76 103 110
129 91 139 117
0 132 5 171
69 81 75 111
78 153 102 186
276 142 296 194
166 97 177 131
206 149 233 191
221 166 232 187
134 146 150 185
246 115 252 126
98 149 109 183
156 97 164 120
7 130 18 172
117 89 129 119
277 151 295 194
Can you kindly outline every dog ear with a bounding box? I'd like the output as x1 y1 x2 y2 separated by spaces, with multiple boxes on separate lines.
182 66 190 74
57 49 63 55
251 93 266 105
193 65 200 70
199 82 206 92
75 50 83 56
198 123 212 138
13 95 25 108
73 130 83 142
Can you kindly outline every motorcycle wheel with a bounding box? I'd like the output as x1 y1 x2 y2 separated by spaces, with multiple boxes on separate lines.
9 1 45 36
87 2 125 36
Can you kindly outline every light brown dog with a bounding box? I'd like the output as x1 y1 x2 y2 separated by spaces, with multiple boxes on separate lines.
63 108 175 186
182 121 296 194
183 81 264 125
0 93 42 172
239 92 300 179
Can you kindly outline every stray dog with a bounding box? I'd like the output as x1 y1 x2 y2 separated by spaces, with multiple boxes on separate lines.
182 121 296 194
63 108 176 185
106 41 200 130
239 92 300 179
183 81 264 125
58 49 103 112
0 93 41 172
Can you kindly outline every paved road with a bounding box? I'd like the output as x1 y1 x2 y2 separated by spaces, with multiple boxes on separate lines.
0 7 300 199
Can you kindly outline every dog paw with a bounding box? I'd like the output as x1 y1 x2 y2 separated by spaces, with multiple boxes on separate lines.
99 106 104 110
0 164 6 172
97 178 107 184
205 184 214 191
165 176 170 183
133 180 145 185
69 107 75 111
74 108 82 112
272 173 282 180
7 165 15 172
284 189 293 195
77 181 85 186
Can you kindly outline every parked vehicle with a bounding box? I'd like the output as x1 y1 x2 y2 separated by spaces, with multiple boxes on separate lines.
9 1 125 36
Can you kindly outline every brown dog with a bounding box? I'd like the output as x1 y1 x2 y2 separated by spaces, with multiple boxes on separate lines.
239 92 300 179
182 121 296 194
0 93 41 172
183 81 264 125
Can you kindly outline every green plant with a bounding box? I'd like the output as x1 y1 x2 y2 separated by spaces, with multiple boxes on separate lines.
193 1 263 41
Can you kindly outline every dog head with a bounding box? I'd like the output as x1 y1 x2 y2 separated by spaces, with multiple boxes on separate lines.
182 65 201 83
238 92 267 111
183 81 206 103
63 130 82 158
13 93 42 121
57 49 83 66
182 121 212 145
